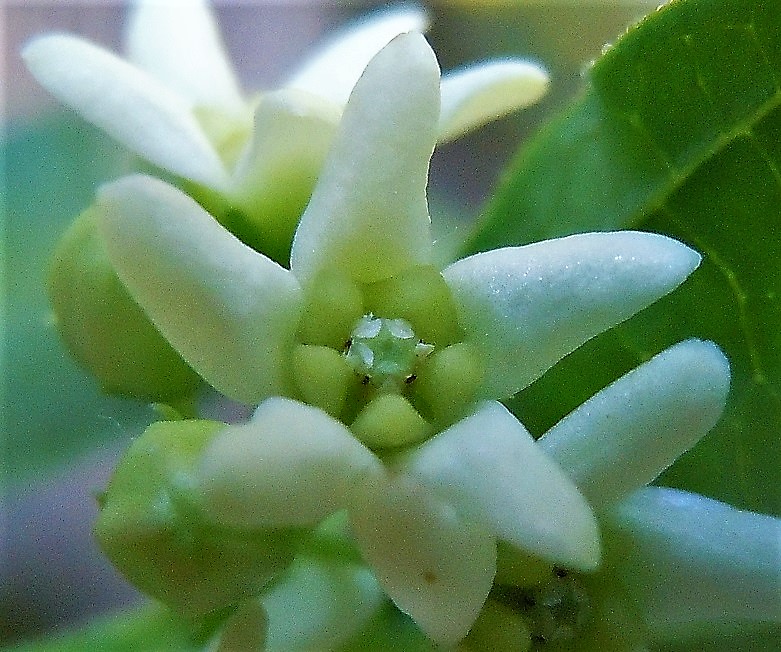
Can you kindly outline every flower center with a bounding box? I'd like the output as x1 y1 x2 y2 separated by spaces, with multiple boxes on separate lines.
291 265 485 451
493 568 592 648
344 315 433 390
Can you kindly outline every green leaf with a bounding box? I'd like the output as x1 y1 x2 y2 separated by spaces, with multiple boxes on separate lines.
4 116 155 488
463 0 781 517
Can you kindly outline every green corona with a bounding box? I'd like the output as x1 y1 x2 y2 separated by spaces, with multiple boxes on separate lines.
292 265 485 450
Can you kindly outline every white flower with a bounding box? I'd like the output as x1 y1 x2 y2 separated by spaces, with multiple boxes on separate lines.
90 33 709 645
465 339 778 650
196 396 599 646
539 339 780 645
207 340 746 650
22 0 548 259
92 33 699 413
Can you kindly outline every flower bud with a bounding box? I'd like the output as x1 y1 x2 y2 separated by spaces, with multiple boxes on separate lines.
95 418 297 615
48 207 201 400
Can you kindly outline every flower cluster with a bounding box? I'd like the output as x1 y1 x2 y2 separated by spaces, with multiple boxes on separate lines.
23 0 548 264
25 1 781 650
25 0 549 402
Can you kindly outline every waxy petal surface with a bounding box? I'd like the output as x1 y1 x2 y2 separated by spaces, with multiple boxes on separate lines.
286 7 428 108
540 339 730 507
439 60 549 141
291 33 437 285
198 398 382 528
350 476 496 647
405 401 601 572
609 487 781 640
22 35 229 189
97 175 300 404
126 0 244 113
443 231 700 399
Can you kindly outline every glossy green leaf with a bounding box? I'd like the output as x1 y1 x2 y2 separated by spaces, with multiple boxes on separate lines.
464 0 781 517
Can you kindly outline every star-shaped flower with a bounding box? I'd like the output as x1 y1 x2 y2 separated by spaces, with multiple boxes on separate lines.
91 32 709 645
22 0 549 260
460 480 781 652
203 340 753 651
459 339 779 651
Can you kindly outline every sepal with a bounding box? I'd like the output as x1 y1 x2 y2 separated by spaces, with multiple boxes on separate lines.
48 207 201 400
95 418 297 615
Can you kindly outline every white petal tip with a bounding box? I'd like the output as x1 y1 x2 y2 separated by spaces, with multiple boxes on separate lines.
540 338 730 507
24 34 229 189
287 5 429 107
439 59 550 141
443 231 702 399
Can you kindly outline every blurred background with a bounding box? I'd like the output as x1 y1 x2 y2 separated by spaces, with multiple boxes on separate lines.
3 0 659 646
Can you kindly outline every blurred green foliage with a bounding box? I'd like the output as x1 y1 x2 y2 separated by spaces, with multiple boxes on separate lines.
5 118 155 488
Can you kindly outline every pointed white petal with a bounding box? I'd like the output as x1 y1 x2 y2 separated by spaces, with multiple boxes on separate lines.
290 33 438 286
540 340 730 507
228 89 340 258
262 556 384 651
438 60 549 141
608 487 781 640
442 231 701 399
404 401 601 572
126 0 245 113
22 35 229 188
96 175 300 404
350 476 496 647
198 398 382 528
287 7 428 108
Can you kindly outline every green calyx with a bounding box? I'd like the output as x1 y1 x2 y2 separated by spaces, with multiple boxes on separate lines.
48 207 201 401
95 419 297 616
292 265 484 450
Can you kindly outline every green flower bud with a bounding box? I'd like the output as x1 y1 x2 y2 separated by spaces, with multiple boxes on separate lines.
48 207 201 400
95 419 297 615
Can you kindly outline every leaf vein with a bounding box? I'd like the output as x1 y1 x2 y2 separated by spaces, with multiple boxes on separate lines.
658 203 769 387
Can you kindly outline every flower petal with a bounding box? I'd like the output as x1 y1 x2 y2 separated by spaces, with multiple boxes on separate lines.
198 398 382 528
286 6 428 108
350 475 496 647
228 89 340 262
403 401 601 572
22 35 229 189
125 0 245 114
262 556 384 651
290 33 438 285
442 231 700 399
608 487 781 640
539 339 730 507
96 174 301 404
438 60 549 142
